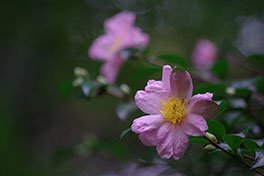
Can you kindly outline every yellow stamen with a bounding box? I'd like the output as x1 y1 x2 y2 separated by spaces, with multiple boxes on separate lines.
159 96 187 124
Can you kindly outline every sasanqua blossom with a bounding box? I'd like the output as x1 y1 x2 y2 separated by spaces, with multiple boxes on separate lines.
192 39 218 70
131 65 219 160
89 11 149 83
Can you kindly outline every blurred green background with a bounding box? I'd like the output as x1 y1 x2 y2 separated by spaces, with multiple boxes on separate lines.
1 0 264 175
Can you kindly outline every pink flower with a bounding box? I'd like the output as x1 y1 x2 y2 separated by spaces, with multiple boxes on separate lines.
192 39 218 70
131 65 219 160
88 11 149 83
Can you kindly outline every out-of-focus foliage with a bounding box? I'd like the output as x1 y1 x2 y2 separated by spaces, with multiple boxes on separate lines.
1 0 264 176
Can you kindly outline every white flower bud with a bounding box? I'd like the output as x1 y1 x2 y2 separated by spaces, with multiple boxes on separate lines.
120 84 130 94
74 67 88 77
205 132 217 143
225 87 236 95
72 77 84 87
97 75 107 84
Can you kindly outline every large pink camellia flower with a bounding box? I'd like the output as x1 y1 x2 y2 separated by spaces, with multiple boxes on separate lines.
89 11 149 83
131 65 219 160
192 39 218 70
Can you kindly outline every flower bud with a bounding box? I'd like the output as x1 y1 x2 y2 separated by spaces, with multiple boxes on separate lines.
72 77 84 87
120 84 130 94
225 87 236 95
97 75 107 84
205 132 217 143
204 144 216 151
74 67 89 77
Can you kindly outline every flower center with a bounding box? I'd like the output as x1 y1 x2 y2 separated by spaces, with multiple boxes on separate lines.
159 96 187 124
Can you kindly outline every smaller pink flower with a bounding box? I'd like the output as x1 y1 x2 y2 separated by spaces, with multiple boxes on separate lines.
192 39 218 70
131 65 219 160
89 11 149 83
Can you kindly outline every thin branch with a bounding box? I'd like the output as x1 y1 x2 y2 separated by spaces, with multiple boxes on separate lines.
204 135 264 176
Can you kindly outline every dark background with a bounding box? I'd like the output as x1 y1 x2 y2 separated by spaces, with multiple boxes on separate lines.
1 0 264 175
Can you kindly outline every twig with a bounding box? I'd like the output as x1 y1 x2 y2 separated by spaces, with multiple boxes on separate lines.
204 135 264 176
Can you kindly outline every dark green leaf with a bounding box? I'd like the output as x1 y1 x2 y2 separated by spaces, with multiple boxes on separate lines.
194 83 227 95
189 136 208 144
214 100 227 118
157 54 189 68
252 149 264 169
243 139 258 156
223 135 243 153
116 103 137 120
248 55 264 66
211 58 228 79
132 64 162 81
61 82 73 98
120 128 131 140
207 120 226 140
233 127 251 138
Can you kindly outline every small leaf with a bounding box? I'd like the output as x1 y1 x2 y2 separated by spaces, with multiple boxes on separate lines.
214 100 227 118
189 136 208 144
116 103 137 120
157 54 189 68
120 128 131 140
132 64 162 81
243 139 258 156
252 149 264 169
211 58 228 79
207 120 226 141
223 135 243 153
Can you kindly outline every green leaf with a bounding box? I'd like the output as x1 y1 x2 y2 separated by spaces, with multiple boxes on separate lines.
120 128 131 140
116 103 137 121
223 135 243 153
248 55 264 66
157 54 189 68
194 83 227 95
252 149 264 169
189 136 208 144
214 100 227 118
211 58 228 79
207 120 226 141
243 139 258 156
132 64 162 81
233 127 251 138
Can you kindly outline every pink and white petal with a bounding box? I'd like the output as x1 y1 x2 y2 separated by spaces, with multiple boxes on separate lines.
189 92 213 105
162 65 172 91
131 114 163 133
135 80 170 115
156 125 189 160
104 11 135 34
89 34 116 61
188 97 219 120
156 122 172 143
181 114 208 136
172 127 189 160
170 69 193 100
139 130 158 146
156 125 174 159
122 27 149 48
101 55 123 84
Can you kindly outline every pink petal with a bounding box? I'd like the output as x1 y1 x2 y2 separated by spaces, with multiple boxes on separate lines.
188 93 219 120
104 11 135 35
88 34 117 61
181 114 208 136
139 130 158 146
162 65 172 91
101 55 123 84
122 27 149 48
170 69 193 100
131 115 163 133
156 125 189 160
135 80 170 115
